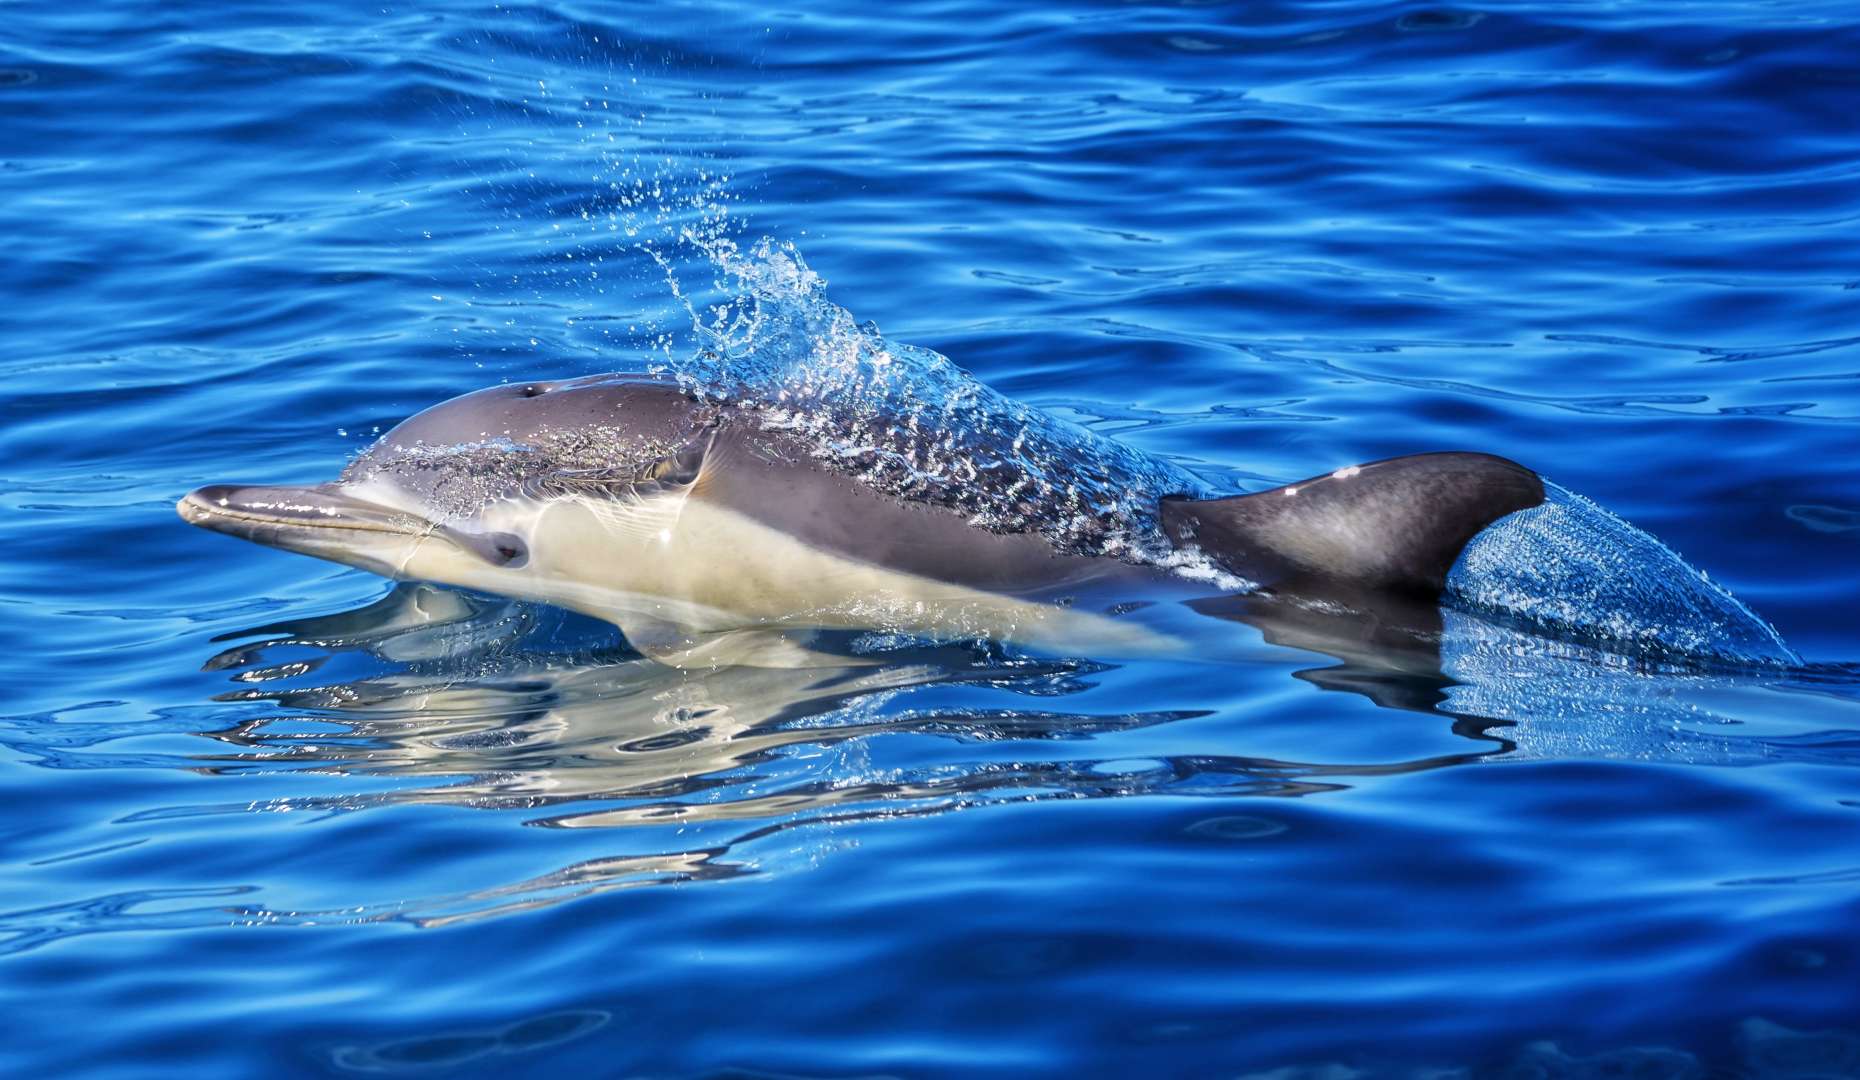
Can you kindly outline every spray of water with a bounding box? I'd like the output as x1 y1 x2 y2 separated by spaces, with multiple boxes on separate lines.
1448 484 1798 666
664 236 1220 565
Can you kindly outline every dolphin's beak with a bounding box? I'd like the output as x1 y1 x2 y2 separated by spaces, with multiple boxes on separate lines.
178 483 437 573
179 483 428 540
179 483 531 578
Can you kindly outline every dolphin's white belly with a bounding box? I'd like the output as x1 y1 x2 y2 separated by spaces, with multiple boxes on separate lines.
500 491 1178 663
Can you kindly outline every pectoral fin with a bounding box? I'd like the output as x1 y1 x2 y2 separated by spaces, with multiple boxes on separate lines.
1160 452 1544 599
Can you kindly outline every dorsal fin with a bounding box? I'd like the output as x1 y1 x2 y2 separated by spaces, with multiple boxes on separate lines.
1160 451 1544 599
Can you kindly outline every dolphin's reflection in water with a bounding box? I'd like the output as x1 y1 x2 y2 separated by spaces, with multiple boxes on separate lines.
197 583 1860 814
172 583 1860 928
197 586 1505 825
159 584 1516 927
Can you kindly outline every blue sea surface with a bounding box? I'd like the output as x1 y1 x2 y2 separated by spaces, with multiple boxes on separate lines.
5 1 1860 1075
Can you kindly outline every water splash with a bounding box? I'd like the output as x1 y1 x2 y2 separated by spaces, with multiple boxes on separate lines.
1447 483 1798 666
664 236 1220 566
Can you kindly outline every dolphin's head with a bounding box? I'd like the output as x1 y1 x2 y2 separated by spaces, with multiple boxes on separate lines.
178 372 715 596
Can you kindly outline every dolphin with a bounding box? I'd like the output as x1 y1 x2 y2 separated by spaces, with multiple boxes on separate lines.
174 370 1770 668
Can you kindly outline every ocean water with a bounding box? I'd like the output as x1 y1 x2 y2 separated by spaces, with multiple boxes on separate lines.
5 1 1860 1075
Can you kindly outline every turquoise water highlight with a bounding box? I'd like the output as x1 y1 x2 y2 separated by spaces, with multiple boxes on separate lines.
5 2 1860 1075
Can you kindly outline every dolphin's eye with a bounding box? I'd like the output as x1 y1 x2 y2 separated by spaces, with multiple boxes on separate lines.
459 531 529 568
519 385 544 398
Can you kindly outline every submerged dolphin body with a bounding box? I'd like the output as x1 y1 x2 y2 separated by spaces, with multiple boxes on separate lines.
177 371 1784 668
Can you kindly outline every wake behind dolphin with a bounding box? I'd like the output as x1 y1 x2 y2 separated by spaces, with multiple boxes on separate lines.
176 241 1794 671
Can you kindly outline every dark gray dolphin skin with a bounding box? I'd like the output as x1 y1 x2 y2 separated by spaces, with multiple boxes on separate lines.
178 371 1545 666
1163 453 1543 599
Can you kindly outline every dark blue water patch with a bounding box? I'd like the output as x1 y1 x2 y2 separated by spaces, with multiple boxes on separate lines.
5 0 1860 1075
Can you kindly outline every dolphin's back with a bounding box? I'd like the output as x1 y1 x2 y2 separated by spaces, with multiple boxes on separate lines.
698 422 1160 597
